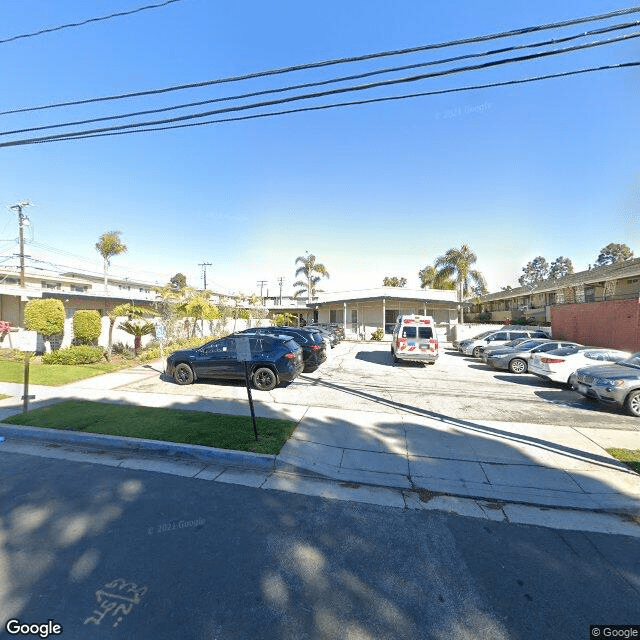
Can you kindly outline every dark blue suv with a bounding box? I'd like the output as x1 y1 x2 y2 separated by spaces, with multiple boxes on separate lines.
238 326 327 371
166 333 304 390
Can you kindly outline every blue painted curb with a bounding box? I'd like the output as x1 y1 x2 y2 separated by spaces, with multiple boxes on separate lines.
0 423 276 471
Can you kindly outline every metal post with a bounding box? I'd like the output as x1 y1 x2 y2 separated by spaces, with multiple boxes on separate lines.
243 361 258 441
22 355 34 412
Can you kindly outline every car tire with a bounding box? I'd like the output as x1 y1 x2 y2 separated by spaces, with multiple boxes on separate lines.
391 347 399 364
173 363 194 385
253 367 277 391
472 346 482 358
624 390 640 417
509 358 527 374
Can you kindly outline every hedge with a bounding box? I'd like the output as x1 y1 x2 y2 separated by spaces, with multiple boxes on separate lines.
42 345 104 365
73 310 102 344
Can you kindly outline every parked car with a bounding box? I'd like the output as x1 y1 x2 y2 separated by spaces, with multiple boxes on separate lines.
570 353 640 416
391 315 438 364
239 326 327 371
529 346 632 385
166 333 304 390
458 329 549 357
479 337 537 362
308 322 343 342
305 324 339 347
485 339 581 374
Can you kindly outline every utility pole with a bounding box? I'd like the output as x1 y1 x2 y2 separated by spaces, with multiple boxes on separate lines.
277 277 285 305
256 280 267 304
198 262 212 290
9 201 32 288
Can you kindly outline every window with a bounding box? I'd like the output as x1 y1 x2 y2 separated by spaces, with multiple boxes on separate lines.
418 326 433 339
492 332 509 341
509 332 528 340
402 327 417 338
3 277 18 285
547 292 556 305
41 281 61 290
330 309 338 323
628 278 638 284
504 300 510 311
71 285 87 292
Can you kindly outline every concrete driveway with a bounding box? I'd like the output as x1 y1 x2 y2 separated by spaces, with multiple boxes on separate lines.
123 342 640 430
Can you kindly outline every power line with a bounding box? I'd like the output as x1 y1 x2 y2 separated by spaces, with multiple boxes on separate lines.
2 33 638 146
0 0 186 45
2 4 639 116
10 61 636 147
4 19 638 138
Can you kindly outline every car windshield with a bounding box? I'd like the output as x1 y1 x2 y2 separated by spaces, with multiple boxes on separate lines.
516 340 545 350
618 353 640 369
472 331 493 339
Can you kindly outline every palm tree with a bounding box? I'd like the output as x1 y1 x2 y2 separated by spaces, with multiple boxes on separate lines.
119 320 155 356
96 231 127 291
418 265 456 290
293 252 330 302
434 244 487 323
106 303 158 360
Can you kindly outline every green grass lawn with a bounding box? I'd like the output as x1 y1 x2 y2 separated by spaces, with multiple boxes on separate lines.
0 360 122 386
607 448 640 475
2 400 297 455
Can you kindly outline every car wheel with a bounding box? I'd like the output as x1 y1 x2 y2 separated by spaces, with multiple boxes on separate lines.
472 347 482 358
391 347 399 364
253 367 277 391
625 390 640 417
509 358 527 374
173 363 194 385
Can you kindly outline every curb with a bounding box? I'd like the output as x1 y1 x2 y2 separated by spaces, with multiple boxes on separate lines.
0 423 276 472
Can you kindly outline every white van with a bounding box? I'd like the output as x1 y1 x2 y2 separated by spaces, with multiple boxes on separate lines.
391 315 438 364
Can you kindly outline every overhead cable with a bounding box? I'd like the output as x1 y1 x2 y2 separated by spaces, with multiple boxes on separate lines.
2 4 639 116
4 62 637 147
0 0 185 45
3 19 638 137
2 32 638 144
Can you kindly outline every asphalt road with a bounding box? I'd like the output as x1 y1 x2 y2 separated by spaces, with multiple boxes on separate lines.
124 342 639 430
1 450 639 640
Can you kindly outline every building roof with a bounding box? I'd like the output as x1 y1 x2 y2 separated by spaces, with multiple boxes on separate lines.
313 286 458 306
476 258 640 303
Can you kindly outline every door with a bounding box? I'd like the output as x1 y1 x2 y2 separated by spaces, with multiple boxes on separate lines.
351 309 358 334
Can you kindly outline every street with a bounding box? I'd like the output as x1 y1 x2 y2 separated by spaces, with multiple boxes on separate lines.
1 450 638 640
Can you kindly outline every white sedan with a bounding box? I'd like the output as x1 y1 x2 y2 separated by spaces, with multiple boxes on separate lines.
529 346 631 385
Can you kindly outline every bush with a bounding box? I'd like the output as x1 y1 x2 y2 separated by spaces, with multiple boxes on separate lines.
24 299 65 337
73 310 102 344
42 345 104 365
370 328 384 341
476 312 492 322
112 342 135 359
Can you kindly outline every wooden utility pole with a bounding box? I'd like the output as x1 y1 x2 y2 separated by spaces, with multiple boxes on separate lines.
9 201 31 288
198 262 212 290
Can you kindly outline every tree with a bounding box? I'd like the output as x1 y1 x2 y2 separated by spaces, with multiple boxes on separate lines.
293 252 330 301
548 256 574 279
95 231 127 291
433 245 487 322
72 310 101 345
119 321 155 356
518 256 549 289
24 299 65 353
177 292 218 337
383 276 407 287
594 242 634 267
419 265 456 290
106 302 157 360
169 273 187 291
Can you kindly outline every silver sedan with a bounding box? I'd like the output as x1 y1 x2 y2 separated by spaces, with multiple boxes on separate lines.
485 339 581 374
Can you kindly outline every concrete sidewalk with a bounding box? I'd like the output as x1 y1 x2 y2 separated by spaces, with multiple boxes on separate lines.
0 360 639 532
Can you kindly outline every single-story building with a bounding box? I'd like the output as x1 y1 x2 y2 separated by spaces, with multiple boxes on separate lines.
308 287 459 340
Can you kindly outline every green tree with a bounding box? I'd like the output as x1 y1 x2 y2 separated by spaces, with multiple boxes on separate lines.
518 256 549 289
383 276 407 287
169 273 187 291
594 242 634 267
418 265 456 290
177 292 218 337
95 231 127 291
293 252 330 301
119 321 155 356
72 310 101 345
548 256 574 279
434 245 487 322
272 312 298 326
106 302 157 360
24 298 65 353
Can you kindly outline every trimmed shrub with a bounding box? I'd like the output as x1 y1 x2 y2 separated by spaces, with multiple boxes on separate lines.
24 299 65 338
73 310 102 344
42 345 104 365
370 328 384 341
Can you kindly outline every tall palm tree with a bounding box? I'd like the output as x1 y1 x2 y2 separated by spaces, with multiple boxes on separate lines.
418 265 456 290
434 244 487 322
293 252 330 301
96 231 127 291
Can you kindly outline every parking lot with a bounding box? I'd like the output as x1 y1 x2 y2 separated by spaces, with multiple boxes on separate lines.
124 342 640 430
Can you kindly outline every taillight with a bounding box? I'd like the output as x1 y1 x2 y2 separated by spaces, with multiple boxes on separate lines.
429 339 439 349
540 357 564 364
284 352 295 359
311 345 321 351
397 338 407 348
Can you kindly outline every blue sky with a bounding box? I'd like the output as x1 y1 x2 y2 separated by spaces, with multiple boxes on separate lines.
0 1 638 297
